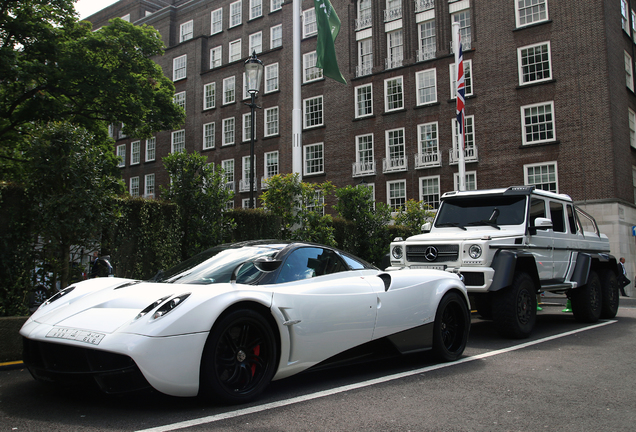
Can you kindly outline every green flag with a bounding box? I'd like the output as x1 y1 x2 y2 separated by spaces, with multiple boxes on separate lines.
314 0 346 84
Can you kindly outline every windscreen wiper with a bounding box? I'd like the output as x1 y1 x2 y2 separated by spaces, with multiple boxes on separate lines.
436 222 467 230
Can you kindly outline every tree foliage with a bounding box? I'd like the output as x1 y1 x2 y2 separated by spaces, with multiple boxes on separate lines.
393 199 435 236
161 151 235 260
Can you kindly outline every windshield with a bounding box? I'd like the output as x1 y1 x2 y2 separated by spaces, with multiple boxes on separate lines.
156 245 282 284
435 195 527 228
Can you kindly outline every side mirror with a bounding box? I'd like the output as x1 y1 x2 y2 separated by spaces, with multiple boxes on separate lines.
421 222 431 233
529 217 552 235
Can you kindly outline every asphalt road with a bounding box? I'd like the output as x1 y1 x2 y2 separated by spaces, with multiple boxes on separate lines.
2 296 635 432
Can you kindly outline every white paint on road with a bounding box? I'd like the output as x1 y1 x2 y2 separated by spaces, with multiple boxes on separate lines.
136 320 616 432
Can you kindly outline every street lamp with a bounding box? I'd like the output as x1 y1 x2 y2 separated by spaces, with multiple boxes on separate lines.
244 51 263 209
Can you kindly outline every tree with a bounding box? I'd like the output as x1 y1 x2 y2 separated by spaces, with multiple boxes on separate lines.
394 199 435 236
23 122 124 288
161 151 235 260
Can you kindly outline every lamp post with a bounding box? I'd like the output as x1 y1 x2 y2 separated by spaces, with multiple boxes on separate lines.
244 51 263 209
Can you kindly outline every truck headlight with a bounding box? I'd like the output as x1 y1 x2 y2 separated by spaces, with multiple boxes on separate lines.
391 246 403 260
468 244 482 259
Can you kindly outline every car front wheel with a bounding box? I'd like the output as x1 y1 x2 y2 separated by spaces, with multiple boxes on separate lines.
493 272 536 339
200 309 278 404
571 270 602 323
432 291 470 362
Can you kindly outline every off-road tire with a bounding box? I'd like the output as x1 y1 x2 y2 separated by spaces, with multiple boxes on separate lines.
571 270 602 323
599 269 619 319
492 272 536 339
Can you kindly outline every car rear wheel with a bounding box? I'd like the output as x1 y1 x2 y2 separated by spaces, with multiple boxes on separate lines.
571 270 602 323
200 309 278 404
599 269 619 319
432 291 470 362
492 272 536 339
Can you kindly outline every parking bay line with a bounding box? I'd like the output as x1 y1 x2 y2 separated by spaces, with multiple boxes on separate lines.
137 320 616 432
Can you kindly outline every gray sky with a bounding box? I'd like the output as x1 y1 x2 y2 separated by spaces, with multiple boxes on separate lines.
75 0 119 20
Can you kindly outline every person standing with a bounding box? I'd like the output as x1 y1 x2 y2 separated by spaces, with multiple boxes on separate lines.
619 257 630 297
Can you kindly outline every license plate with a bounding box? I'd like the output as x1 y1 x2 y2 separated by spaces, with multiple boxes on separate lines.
412 265 446 270
46 328 105 346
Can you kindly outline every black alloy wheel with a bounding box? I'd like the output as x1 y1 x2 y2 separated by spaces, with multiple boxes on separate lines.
432 291 470 362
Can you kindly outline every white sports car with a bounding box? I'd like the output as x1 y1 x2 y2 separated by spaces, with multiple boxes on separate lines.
20 241 470 404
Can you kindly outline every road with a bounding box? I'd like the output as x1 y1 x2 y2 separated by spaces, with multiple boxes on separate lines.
1 297 635 431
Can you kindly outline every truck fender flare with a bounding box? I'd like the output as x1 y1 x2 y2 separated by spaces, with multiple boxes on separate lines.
489 249 539 292
571 252 618 287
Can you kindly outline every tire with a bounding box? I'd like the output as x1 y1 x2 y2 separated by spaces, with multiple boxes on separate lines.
200 309 278 404
432 291 470 362
31 287 49 307
599 269 619 319
473 294 493 320
571 270 602 323
492 272 536 339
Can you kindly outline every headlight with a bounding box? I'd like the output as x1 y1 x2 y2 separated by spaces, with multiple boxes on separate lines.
468 244 482 259
392 246 403 260
152 293 191 320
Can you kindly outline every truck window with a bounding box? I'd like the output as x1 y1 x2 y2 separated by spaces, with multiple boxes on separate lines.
567 205 578 234
529 198 546 226
435 196 527 227
549 201 565 233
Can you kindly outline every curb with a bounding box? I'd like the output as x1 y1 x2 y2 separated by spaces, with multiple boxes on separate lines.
0 361 24 371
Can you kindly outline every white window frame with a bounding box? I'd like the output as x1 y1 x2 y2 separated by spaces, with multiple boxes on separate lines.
303 95 324 129
223 76 236 105
387 29 404 69
242 155 256 182
180 20 193 42
264 106 279 137
417 121 439 165
264 151 279 179
145 137 156 162
451 8 471 49
264 63 279 93
416 68 437 105
418 19 436 62
303 142 324 175
271 0 283 12
355 83 373 118
518 42 552 85
384 76 404 112
419 176 440 209
516 0 549 28
450 60 472 98
204 82 216 110
521 101 556 145
453 171 477 191
452 115 475 154
144 173 155 199
211 8 223 34
303 51 323 82
229 39 242 63
222 118 235 146
242 112 253 142
222 159 235 191
387 179 406 211
117 144 126 167
303 8 317 38
357 37 373 77
230 0 242 28
524 161 558 193
249 31 263 54
203 122 215 149
385 127 406 171
270 24 283 49
130 141 140 165
630 108 636 148
171 130 186 153
355 133 375 175
210 46 222 69
626 51 634 91
174 91 186 110
249 0 262 20
173 55 187 81
130 176 140 197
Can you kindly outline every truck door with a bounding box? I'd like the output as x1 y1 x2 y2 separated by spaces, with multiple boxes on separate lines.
528 198 553 281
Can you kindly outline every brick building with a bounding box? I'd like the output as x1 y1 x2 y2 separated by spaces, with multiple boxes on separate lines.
87 0 636 290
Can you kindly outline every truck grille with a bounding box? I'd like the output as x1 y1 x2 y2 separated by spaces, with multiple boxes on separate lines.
406 244 459 263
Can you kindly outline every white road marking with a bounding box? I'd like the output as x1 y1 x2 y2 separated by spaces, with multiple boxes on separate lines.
136 320 616 432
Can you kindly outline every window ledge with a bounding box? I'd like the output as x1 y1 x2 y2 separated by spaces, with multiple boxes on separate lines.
516 79 556 89
513 20 553 32
520 140 560 149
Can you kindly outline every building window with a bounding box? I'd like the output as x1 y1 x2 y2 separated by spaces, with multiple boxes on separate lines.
270 24 282 49
223 118 235 146
180 20 193 42
223 76 236 104
211 8 223 34
304 143 324 175
204 83 216 110
418 19 436 62
450 60 472 98
303 8 317 38
130 177 139 197
242 112 252 142
249 31 262 54
355 134 374 175
385 128 406 172
172 130 186 153
357 0 372 29
264 151 279 179
622 0 630 33
453 171 477 191
387 29 404 69
630 108 636 148
626 51 634 91
417 122 439 168
145 173 155 198
242 156 256 191
249 0 262 20
516 0 548 28
303 96 324 129
451 9 471 49
416 68 437 105
387 180 406 211
264 106 279 136
525 162 558 193
130 141 140 165
521 102 555 145
355 83 373 118
173 91 186 110
452 115 475 158
518 42 552 85
203 122 215 149
145 137 156 162
303 51 323 82
419 176 440 209
384 76 404 112
173 55 187 81
271 0 283 12
385 0 402 22
117 144 126 167
264 63 279 93
230 0 242 27
222 159 235 189
357 38 373 77
210 46 222 69
229 39 242 62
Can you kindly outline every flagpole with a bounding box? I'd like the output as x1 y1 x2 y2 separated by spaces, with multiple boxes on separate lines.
452 21 466 192
292 0 302 178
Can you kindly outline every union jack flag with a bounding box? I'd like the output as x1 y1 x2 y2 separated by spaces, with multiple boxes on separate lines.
455 34 465 151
